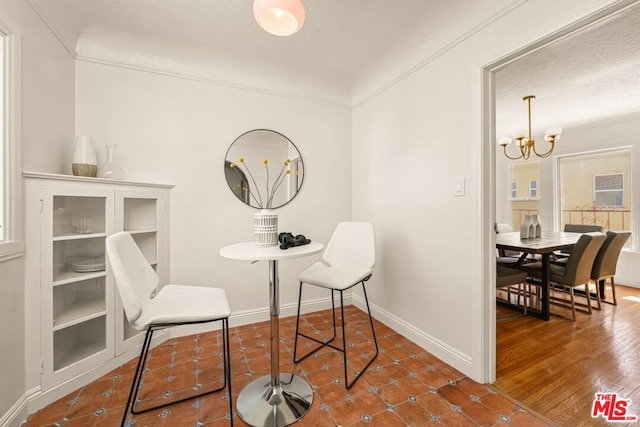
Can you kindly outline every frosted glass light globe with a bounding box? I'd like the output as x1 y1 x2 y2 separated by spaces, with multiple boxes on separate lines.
253 0 305 36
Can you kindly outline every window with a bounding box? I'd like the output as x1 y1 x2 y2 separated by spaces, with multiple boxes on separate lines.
0 24 23 260
529 180 537 198
558 148 632 236
509 161 540 228
0 36 4 242
594 174 624 207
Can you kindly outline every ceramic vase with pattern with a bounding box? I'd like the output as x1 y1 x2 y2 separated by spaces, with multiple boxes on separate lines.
253 209 278 247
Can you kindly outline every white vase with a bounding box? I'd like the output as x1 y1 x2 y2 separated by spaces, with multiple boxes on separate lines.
72 135 98 177
253 209 278 247
520 214 534 239
530 214 542 237
98 144 127 180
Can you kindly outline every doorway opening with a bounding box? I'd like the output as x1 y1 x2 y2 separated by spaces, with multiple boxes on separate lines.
482 0 640 423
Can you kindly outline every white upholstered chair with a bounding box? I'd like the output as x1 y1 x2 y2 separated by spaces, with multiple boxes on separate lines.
293 221 378 389
106 232 233 426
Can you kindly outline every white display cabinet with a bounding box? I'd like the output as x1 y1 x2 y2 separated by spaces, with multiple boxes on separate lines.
114 190 166 355
24 172 172 393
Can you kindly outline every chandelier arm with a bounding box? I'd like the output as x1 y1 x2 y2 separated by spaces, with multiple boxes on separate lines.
520 142 531 160
502 145 524 160
532 141 555 158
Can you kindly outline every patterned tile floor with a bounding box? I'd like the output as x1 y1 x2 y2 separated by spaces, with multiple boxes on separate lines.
24 306 551 426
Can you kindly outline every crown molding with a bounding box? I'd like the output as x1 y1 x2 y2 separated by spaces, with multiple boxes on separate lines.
28 0 528 112
351 0 528 109
28 0 352 110
76 54 352 110
25 0 77 58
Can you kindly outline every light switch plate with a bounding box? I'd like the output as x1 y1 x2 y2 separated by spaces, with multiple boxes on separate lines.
454 177 465 196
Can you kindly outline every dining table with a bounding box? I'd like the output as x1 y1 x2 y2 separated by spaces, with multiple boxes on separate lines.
220 241 324 427
495 231 583 320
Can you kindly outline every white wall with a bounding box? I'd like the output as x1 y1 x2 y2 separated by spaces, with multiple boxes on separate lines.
75 60 352 319
0 0 75 423
0 257 25 423
351 0 620 380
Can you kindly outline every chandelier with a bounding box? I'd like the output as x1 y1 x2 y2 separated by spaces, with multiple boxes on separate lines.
253 0 305 36
498 95 562 160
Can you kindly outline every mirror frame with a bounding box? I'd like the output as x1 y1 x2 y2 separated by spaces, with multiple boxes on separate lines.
224 129 304 209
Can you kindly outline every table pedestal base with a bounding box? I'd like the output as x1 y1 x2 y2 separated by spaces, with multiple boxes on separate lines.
237 373 313 427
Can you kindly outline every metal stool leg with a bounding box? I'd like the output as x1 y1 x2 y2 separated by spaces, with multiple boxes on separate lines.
122 319 233 426
293 278 379 390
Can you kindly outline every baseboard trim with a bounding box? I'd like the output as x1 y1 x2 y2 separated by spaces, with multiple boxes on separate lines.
0 388 32 427
351 294 473 376
616 275 640 288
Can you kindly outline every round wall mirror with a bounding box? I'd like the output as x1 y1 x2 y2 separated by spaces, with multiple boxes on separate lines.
224 129 304 209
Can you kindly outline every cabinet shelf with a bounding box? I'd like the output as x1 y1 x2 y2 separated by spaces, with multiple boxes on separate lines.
53 299 107 331
53 232 107 242
54 340 107 372
53 315 107 371
126 228 157 235
53 271 106 287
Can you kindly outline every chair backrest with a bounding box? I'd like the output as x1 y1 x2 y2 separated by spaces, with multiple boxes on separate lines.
496 266 527 288
591 231 631 280
105 232 159 324
564 224 603 233
561 232 606 286
495 223 513 234
323 222 375 270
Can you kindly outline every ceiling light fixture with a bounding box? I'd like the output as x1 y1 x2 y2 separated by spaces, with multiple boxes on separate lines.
253 0 305 37
498 95 562 160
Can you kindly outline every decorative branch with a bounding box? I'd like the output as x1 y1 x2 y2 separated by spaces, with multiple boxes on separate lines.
232 157 291 209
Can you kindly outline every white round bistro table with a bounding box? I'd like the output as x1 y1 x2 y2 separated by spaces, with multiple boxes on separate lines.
220 241 324 427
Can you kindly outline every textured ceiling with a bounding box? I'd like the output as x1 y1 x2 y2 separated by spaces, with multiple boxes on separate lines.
495 3 640 137
27 0 640 120
29 0 520 107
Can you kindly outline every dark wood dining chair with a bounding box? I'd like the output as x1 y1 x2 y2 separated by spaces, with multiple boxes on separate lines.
521 232 606 321
591 231 631 305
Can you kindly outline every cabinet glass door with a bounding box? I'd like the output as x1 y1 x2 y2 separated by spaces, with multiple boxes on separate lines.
114 190 165 355
42 188 114 388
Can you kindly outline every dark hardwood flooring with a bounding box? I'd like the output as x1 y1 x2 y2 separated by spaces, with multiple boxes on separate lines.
494 283 640 426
